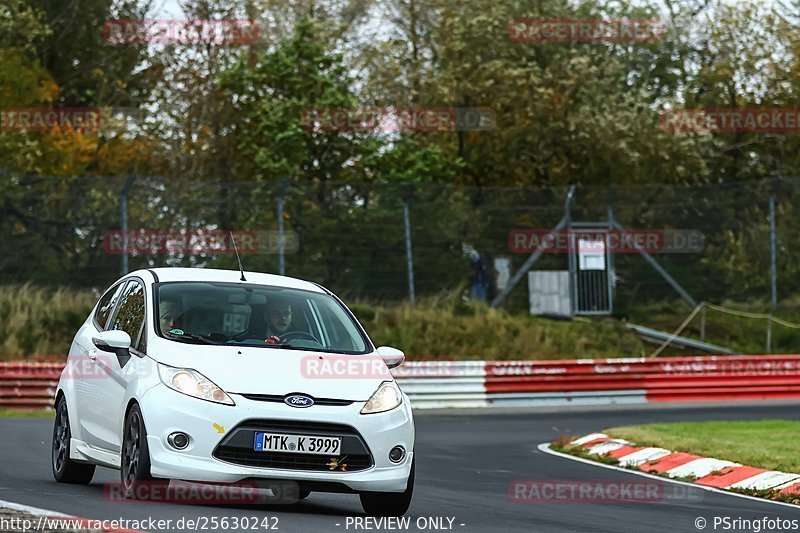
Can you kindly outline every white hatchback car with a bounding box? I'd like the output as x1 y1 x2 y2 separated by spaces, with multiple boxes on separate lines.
52 267 414 516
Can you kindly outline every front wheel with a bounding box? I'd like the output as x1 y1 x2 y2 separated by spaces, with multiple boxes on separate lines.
52 396 95 484
359 458 414 516
121 404 168 499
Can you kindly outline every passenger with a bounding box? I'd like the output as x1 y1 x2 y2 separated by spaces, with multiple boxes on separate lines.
159 300 182 332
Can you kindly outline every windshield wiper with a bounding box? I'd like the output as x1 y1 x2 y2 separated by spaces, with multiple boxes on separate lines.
262 342 297 349
166 332 225 345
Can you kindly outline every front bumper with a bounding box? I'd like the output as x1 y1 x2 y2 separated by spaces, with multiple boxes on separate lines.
140 384 414 493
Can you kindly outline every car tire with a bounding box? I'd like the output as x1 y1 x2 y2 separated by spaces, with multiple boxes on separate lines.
52 396 96 484
121 404 169 499
359 457 414 516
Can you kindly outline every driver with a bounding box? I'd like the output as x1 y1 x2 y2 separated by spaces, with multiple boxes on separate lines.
263 296 293 342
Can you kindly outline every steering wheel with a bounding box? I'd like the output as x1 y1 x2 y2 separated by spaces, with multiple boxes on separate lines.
279 331 322 344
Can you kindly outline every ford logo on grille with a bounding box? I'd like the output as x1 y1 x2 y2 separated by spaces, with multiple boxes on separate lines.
284 394 314 408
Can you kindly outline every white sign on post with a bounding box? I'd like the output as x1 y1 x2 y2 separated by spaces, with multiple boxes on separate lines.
578 238 606 271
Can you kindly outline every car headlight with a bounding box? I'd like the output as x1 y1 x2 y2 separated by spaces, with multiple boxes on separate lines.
157 363 235 406
361 381 402 414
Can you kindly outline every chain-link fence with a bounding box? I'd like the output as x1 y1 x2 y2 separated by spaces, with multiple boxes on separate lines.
2 173 799 314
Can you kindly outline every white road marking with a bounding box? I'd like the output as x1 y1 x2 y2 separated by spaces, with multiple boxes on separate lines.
666 458 740 479
730 471 800 491
617 447 672 467
586 439 631 456
571 433 609 446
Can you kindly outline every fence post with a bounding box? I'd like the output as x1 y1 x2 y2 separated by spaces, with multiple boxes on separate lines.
277 196 285 276
700 305 706 341
276 178 290 276
120 175 137 276
403 188 416 306
770 180 778 308
766 315 772 353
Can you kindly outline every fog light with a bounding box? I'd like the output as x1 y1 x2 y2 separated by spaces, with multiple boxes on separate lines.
168 432 190 450
389 446 405 463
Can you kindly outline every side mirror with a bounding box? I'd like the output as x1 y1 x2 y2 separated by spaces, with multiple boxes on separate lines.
376 346 405 369
92 330 132 358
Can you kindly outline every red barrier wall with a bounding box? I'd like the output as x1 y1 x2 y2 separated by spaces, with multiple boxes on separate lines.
4 355 800 409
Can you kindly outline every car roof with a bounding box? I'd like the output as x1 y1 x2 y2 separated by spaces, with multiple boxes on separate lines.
129 267 326 294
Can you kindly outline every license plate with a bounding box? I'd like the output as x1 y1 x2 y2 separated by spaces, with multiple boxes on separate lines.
253 432 342 455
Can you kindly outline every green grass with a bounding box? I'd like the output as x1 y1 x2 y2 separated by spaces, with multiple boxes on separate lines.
606 420 800 473
624 298 800 355
0 409 53 418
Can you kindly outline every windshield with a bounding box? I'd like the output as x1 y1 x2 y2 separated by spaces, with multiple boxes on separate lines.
155 282 370 354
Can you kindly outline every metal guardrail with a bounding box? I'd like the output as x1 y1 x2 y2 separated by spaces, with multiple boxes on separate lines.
0 363 61 409
394 355 800 408
4 356 800 410
626 322 734 354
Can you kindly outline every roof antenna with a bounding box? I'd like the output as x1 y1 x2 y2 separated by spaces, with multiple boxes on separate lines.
229 231 247 281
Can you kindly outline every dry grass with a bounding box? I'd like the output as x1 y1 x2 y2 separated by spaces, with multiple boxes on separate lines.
349 292 646 360
0 284 648 361
0 284 96 360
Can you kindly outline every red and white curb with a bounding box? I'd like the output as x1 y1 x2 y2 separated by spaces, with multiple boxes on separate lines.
550 433 800 506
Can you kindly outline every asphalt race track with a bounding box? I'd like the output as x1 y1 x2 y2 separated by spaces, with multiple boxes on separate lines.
2 402 800 533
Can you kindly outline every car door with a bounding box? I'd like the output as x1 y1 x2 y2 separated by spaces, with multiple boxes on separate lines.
84 279 147 452
74 281 125 447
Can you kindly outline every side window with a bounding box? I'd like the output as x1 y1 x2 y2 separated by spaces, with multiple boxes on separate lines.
94 283 123 330
109 281 146 350
318 302 359 351
136 326 147 354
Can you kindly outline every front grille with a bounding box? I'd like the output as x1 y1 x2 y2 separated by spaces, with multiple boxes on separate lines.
214 449 373 471
212 419 373 473
239 394 354 406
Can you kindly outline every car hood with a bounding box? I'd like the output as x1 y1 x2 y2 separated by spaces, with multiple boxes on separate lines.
148 338 390 401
